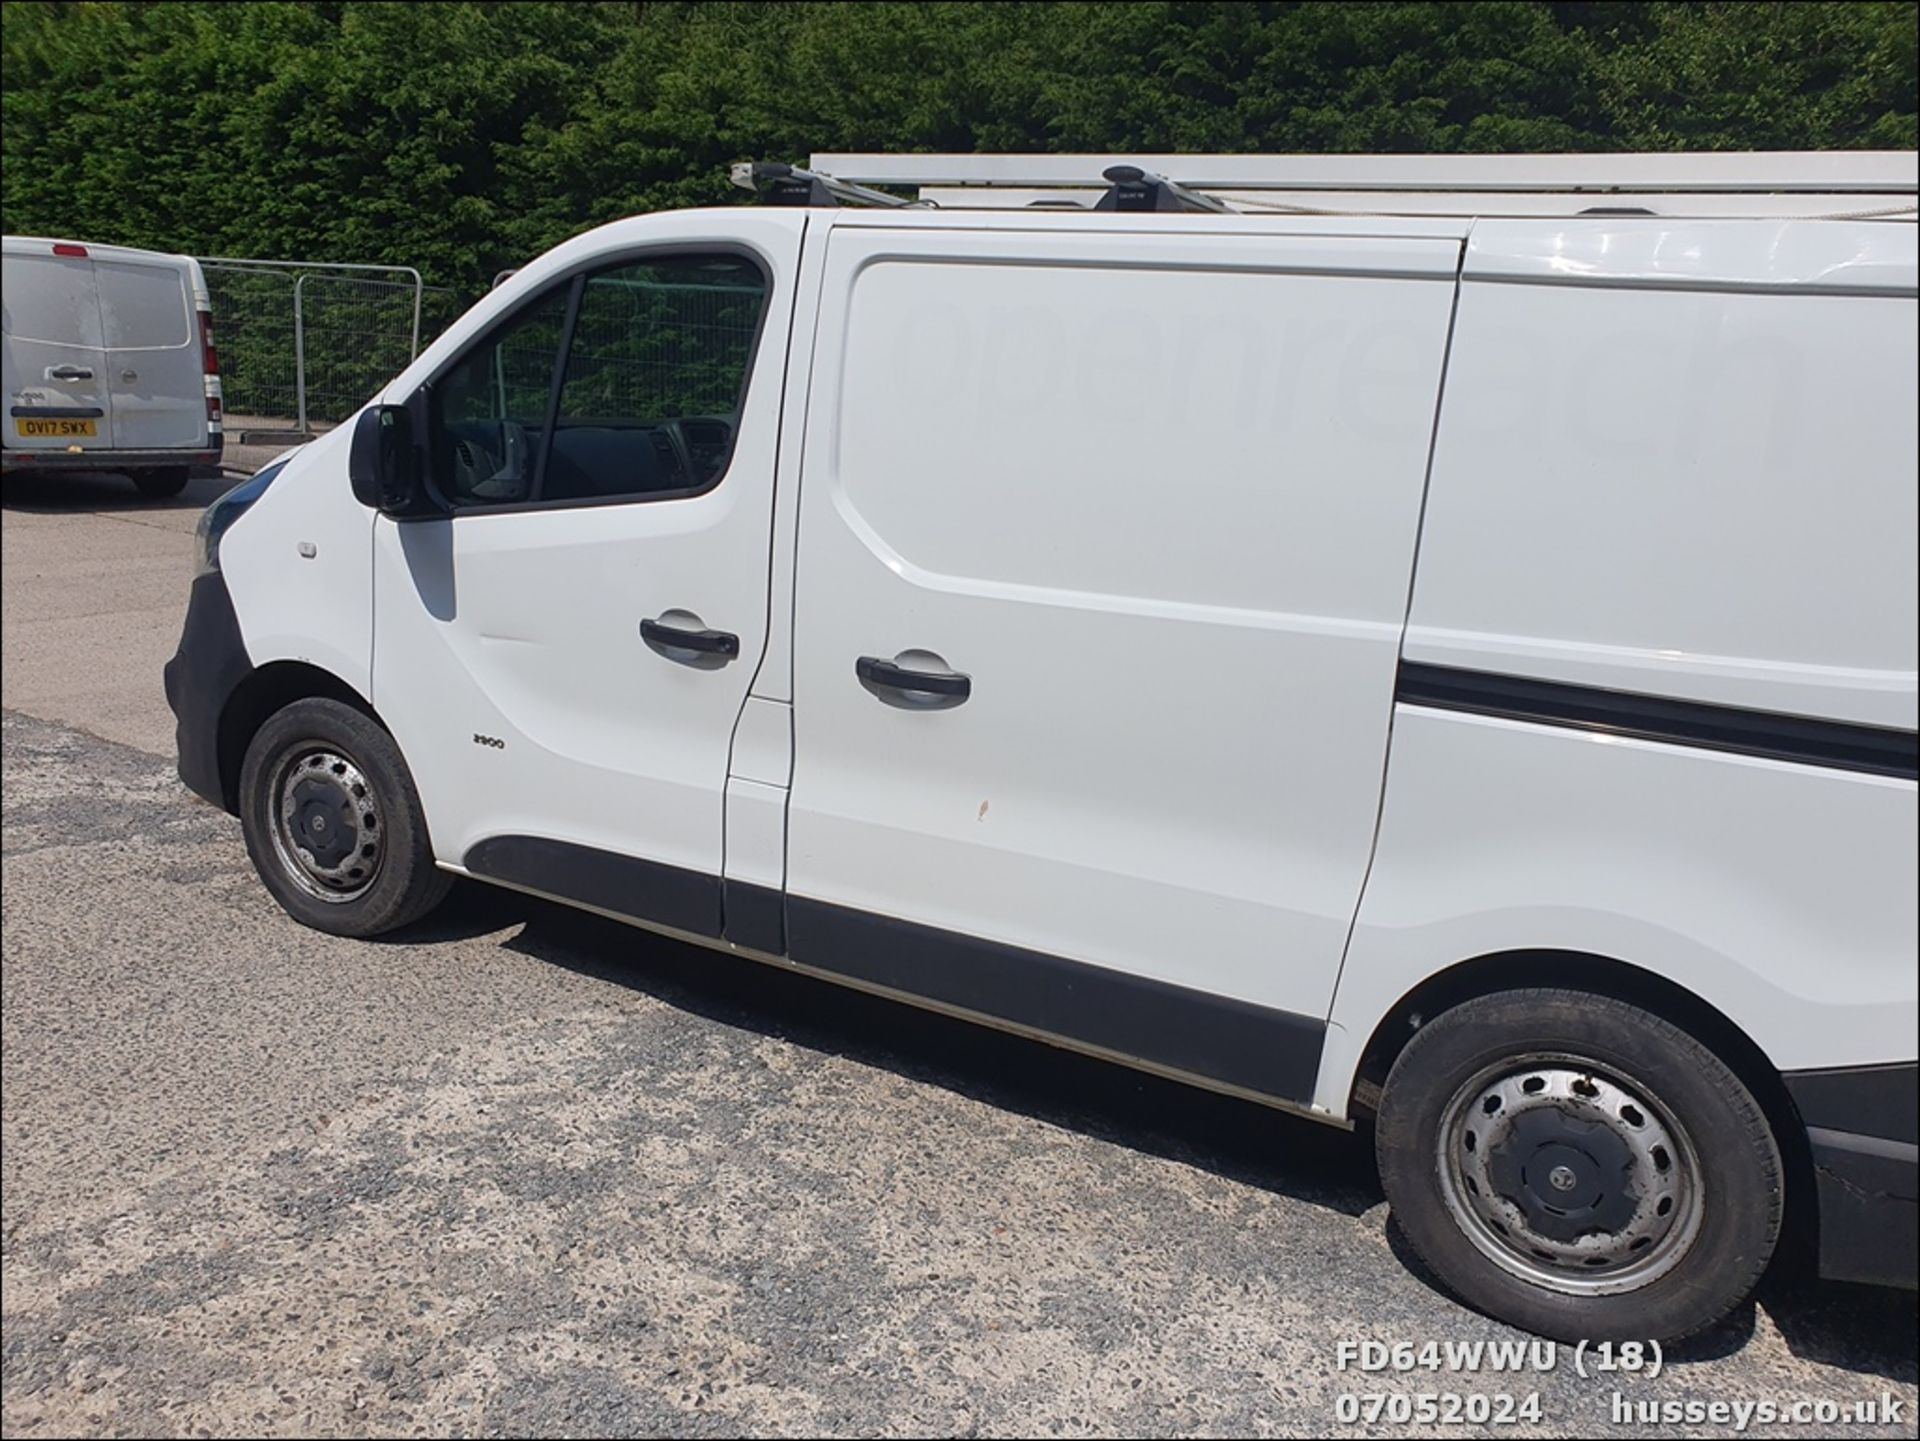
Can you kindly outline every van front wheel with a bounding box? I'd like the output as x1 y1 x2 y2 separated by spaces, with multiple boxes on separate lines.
131 467 190 498
1376 988 1782 1342
238 697 451 937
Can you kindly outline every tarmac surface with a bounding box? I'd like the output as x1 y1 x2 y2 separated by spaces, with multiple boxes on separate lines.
2 462 1915 1437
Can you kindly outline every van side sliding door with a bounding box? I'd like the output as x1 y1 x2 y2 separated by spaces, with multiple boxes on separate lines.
785 223 1461 1109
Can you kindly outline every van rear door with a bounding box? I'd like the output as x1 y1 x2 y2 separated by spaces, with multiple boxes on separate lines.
97 253 206 450
2 245 113 453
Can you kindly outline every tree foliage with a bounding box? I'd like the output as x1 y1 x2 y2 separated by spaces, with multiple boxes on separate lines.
4 1 1914 292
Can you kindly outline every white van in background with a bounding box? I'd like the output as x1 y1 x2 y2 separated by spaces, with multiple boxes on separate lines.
165 153 1917 1342
2 235 223 497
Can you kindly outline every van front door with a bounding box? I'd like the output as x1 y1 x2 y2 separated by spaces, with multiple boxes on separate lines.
371 214 804 937
785 222 1460 1108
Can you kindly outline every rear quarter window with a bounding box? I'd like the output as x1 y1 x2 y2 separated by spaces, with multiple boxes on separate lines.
95 259 191 349
1 254 106 348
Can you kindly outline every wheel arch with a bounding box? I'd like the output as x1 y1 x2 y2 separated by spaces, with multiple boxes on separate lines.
1348 948 1818 1274
215 660 382 814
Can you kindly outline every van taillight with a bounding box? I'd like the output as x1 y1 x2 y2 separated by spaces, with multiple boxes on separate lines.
52 242 88 258
200 309 222 425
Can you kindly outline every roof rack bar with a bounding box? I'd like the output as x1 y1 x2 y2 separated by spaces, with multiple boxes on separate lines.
1096 165 1234 214
730 161 924 209
913 185 1917 220
811 152 1919 195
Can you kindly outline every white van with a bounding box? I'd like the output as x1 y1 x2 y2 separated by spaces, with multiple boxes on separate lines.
164 154 1918 1341
2 235 223 496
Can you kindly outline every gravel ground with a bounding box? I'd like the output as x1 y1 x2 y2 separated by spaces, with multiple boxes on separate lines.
1 479 1915 1438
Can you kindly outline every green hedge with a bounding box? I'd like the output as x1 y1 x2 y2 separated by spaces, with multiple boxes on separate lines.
5 0 1914 296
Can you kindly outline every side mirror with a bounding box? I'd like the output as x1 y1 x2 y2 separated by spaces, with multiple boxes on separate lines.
349 404 434 515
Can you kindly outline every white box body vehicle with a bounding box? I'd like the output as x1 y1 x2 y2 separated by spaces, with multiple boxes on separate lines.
166 175 1918 1339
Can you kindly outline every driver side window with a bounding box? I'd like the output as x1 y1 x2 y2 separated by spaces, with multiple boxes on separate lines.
435 289 566 506
430 251 769 510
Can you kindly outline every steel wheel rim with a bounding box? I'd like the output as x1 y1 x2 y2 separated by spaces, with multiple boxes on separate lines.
268 746 383 903
1436 1052 1704 1296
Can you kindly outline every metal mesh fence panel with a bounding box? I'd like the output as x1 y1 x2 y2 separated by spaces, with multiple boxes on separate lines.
201 262 466 431
202 266 299 423
297 276 464 426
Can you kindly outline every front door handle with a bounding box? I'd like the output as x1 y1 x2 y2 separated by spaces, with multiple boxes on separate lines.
641 615 739 664
46 364 94 382
856 654 971 708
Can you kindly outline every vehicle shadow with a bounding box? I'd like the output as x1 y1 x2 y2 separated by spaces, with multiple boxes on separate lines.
1626 1269 1916 1385
0 466 231 513
404 881 1919 1384
1756 1273 1918 1384
398 880 1383 1221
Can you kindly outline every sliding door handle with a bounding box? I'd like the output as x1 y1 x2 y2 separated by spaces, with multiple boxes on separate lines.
641 615 738 664
857 654 971 708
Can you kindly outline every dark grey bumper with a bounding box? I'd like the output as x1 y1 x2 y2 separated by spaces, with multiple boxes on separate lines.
3 440 223 472
1784 1063 1918 1289
163 571 252 812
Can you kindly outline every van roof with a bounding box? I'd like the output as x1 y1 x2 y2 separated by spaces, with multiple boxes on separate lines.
819 205 1473 240
2 235 198 267
801 205 1918 295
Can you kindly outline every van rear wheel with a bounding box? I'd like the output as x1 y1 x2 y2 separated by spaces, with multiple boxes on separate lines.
131 466 190 498
238 697 451 937
1376 988 1782 1342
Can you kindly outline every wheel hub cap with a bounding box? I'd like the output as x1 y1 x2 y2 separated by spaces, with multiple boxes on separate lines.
1438 1057 1703 1296
1487 1106 1639 1242
271 749 382 902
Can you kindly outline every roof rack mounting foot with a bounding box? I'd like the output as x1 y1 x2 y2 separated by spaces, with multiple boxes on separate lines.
1095 165 1235 215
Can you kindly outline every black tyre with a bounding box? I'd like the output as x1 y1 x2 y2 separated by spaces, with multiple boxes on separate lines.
131 467 191 498
1377 988 1782 1342
238 697 451 937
